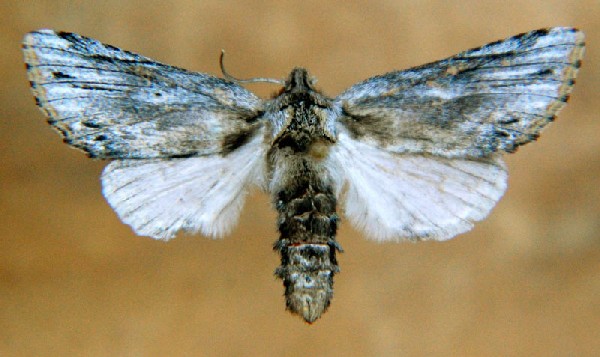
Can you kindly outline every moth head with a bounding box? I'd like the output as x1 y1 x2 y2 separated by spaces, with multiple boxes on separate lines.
284 68 318 93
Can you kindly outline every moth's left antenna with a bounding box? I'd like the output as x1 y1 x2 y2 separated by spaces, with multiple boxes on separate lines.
220 50 285 85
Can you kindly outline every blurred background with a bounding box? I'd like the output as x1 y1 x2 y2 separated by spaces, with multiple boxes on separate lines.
1 1 599 355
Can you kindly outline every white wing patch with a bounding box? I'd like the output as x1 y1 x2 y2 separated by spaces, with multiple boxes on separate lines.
101 134 266 240
329 132 508 241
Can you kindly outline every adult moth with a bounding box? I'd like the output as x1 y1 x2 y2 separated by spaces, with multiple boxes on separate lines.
23 28 584 322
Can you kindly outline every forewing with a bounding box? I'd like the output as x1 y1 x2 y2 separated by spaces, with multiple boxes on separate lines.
329 131 507 241
23 29 263 159
335 27 585 158
101 134 267 239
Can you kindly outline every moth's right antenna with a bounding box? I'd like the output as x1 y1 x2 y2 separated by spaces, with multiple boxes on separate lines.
220 50 285 85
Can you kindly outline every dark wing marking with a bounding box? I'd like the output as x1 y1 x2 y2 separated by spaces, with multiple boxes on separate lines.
23 29 264 159
335 27 585 159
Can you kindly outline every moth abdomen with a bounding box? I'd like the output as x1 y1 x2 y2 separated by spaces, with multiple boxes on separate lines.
271 155 340 323
275 243 339 324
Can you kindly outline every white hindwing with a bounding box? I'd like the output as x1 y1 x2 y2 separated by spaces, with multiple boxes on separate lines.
101 134 266 240
329 131 508 241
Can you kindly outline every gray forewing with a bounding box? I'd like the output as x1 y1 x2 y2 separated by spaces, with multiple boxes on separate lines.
335 27 584 159
23 29 264 159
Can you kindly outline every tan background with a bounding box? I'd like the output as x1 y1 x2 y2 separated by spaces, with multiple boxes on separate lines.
2 1 599 356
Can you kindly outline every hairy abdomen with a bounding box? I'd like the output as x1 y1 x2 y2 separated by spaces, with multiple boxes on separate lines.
269 149 340 323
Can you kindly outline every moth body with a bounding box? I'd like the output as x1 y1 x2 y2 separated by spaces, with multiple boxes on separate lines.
266 69 341 322
23 28 584 323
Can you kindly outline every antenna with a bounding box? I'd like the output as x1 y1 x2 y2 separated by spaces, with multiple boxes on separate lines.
220 50 284 85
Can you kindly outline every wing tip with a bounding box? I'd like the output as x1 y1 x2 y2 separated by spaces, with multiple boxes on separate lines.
22 29 58 48
542 28 585 122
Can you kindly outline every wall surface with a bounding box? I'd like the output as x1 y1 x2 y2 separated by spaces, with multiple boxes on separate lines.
2 1 599 356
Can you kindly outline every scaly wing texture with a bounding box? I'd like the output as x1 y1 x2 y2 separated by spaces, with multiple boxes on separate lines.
330 27 584 241
23 29 263 159
335 28 585 159
329 131 507 241
101 134 267 240
24 29 268 239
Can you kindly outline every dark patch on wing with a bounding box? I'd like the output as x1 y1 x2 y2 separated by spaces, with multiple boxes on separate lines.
57 31 155 65
221 125 260 155
56 31 77 41
82 121 101 129
531 28 550 36
74 84 115 91
340 106 395 143
244 111 263 124
52 71 73 79
169 152 198 159
535 68 553 76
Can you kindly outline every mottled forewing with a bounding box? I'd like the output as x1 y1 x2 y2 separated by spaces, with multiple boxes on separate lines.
23 29 263 159
335 27 585 158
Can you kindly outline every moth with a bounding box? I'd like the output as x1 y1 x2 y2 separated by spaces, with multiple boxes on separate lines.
23 28 584 323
